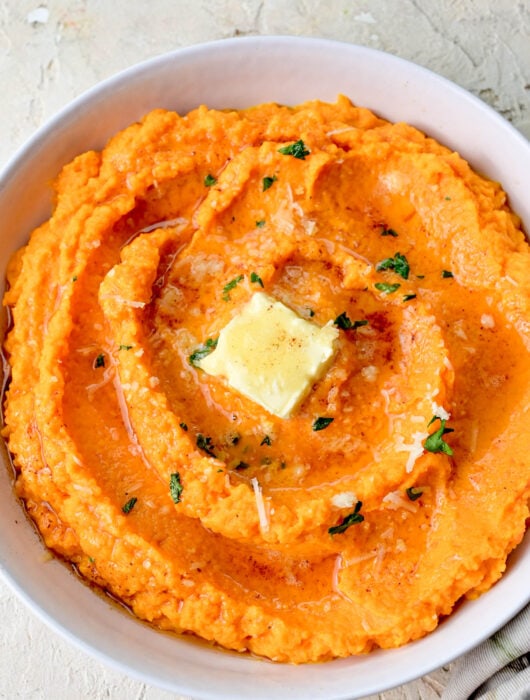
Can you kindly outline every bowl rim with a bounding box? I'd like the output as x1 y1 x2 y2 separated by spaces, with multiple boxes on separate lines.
1 34 529 700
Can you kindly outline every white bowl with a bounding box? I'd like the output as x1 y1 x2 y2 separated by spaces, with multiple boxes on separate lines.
1 36 529 700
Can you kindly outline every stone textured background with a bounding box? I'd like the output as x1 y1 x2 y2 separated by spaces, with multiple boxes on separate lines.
0 1 528 698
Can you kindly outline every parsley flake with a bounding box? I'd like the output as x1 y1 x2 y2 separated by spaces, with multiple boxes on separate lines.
375 282 401 294
204 173 217 186
122 496 137 514
119 344 133 351
328 501 364 535
260 435 271 446
169 472 183 503
441 270 454 278
403 294 417 302
262 175 277 191
250 272 264 287
406 486 423 501
222 274 244 301
256 219 266 228
334 312 368 331
278 139 310 160
424 418 454 456
312 416 334 431
196 434 216 458
94 353 105 368
189 338 218 366
376 252 410 279
235 461 250 471
179 422 188 431
381 227 398 237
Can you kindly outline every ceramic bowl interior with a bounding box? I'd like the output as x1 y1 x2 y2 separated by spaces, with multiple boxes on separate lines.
1 36 529 700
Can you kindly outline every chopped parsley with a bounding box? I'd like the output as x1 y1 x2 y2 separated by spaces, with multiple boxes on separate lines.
334 312 368 331
376 252 410 279
189 337 218 366
424 418 454 456
119 344 133 351
312 416 334 431
406 486 423 501
256 219 266 228
204 173 217 186
403 294 417 302
72 275 78 282
222 274 244 301
179 422 188 431
260 435 271 446
381 227 398 237
262 175 277 191
375 282 400 294
122 496 137 514
95 353 105 368
250 271 264 287
196 434 216 458
441 270 454 278
169 472 183 503
278 139 310 160
235 461 250 471
328 501 364 535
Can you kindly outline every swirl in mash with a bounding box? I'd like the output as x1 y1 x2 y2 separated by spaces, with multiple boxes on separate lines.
3 96 530 662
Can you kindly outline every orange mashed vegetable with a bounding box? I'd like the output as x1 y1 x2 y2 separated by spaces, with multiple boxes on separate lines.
3 96 530 663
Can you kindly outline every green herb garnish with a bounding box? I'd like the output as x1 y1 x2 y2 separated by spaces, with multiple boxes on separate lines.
374 282 400 294
312 417 334 431
196 434 216 458
334 312 368 331
256 219 266 228
376 252 410 279
122 496 137 514
119 344 133 351
235 461 250 470
403 294 417 302
381 227 398 237
262 175 277 191
278 139 310 160
260 435 271 446
424 418 454 456
328 501 364 535
441 270 454 278
189 337 218 366
179 422 188 431
250 272 264 287
406 486 423 501
222 274 244 301
170 472 183 503
95 353 105 368
204 173 217 186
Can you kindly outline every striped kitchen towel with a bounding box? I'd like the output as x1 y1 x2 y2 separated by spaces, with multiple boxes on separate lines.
442 603 530 699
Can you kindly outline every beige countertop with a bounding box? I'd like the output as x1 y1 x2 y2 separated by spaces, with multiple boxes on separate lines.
0 1 528 698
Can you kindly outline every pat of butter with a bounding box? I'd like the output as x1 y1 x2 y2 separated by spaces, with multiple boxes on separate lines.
199 292 339 418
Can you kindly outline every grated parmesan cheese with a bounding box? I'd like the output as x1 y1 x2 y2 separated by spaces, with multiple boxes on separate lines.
431 402 450 421
395 431 429 472
251 477 269 533
331 491 357 509
480 313 495 329
382 490 418 513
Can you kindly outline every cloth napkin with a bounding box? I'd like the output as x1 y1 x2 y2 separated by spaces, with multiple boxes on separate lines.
442 603 530 699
